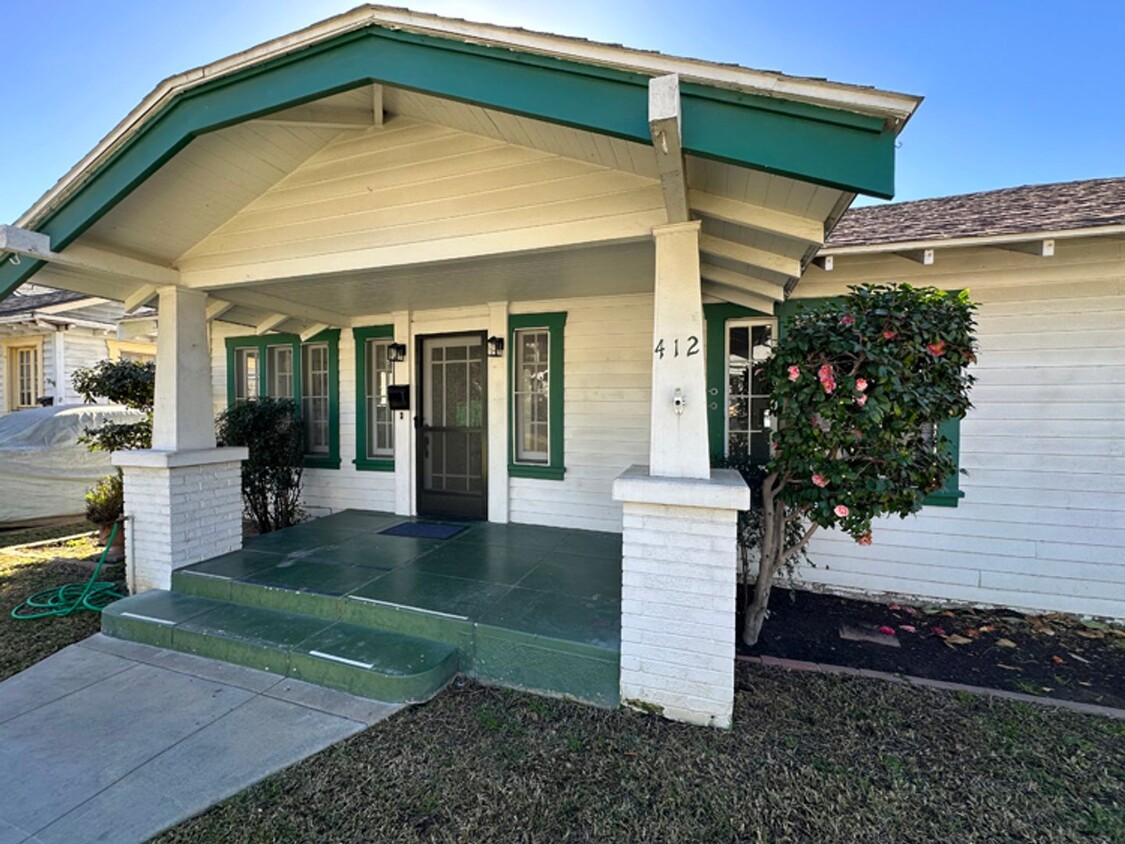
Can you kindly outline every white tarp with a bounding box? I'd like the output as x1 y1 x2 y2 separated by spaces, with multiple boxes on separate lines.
0 404 145 525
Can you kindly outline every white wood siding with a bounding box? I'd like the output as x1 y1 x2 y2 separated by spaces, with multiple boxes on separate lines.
509 293 652 532
794 239 1125 619
57 329 111 404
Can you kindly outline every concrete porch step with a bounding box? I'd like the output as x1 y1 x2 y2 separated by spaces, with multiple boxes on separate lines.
101 590 459 704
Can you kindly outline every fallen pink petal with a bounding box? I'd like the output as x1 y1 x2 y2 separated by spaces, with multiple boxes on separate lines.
878 626 896 636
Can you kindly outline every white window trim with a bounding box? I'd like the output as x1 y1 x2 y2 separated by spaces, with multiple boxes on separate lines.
3 337 45 412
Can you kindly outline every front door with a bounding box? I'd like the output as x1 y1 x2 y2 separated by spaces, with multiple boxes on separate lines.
417 333 487 520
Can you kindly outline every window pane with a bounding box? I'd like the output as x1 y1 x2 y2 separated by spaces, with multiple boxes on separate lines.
727 322 774 459
268 346 294 398
235 348 258 401
365 339 394 459
301 343 330 455
513 329 550 464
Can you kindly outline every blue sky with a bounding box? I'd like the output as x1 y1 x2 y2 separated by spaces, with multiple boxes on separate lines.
0 0 1120 222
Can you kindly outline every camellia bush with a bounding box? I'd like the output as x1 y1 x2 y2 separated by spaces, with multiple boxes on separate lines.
743 283 977 646
72 358 155 453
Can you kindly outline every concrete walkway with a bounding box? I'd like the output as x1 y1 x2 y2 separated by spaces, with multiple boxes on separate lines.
0 635 401 844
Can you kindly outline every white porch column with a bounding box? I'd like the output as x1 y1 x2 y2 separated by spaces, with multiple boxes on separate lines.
393 309 413 516
649 221 709 478
114 285 246 593
487 301 509 523
611 220 749 729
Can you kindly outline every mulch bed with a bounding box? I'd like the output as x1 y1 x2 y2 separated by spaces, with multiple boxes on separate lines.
739 587 1125 709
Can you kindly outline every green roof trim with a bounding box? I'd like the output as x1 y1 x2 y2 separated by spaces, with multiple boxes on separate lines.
0 22 899 300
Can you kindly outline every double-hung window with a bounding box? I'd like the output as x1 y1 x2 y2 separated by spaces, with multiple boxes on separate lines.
353 325 396 471
226 331 340 469
7 344 41 411
509 312 566 480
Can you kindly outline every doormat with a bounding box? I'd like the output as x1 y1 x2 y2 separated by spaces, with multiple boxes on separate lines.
380 522 467 540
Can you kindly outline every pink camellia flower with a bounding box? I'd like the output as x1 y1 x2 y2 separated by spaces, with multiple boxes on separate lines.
834 504 849 518
882 329 897 340
855 394 868 408
855 378 868 392
787 365 800 382
878 626 896 636
927 340 947 356
856 531 872 545
811 473 828 488
840 315 855 326
817 363 836 394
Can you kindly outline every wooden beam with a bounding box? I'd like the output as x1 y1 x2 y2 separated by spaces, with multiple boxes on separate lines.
995 239 1055 257
299 322 329 342
688 191 824 246
699 264 785 301
257 103 376 129
204 299 234 322
372 83 384 127
216 289 352 328
255 313 289 335
812 255 834 271
123 283 159 313
699 234 801 279
897 248 934 266
701 282 776 314
648 74 689 223
0 225 179 285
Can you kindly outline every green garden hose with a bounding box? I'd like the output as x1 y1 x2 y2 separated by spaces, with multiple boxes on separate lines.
10 522 126 620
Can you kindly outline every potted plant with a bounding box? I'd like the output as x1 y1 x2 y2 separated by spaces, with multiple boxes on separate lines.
86 473 125 558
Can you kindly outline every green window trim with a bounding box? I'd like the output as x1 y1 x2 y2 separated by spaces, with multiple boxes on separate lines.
509 312 566 481
353 324 396 472
705 297 964 508
224 329 341 470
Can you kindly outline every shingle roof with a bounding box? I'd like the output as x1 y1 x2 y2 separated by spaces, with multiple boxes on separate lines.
826 177 1125 248
0 289 86 317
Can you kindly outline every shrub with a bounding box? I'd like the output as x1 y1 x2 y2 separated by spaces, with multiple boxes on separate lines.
85 473 124 526
216 398 304 534
72 358 155 453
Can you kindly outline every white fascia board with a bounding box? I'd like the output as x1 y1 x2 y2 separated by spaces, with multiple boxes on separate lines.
16 6 920 230
820 224 1125 257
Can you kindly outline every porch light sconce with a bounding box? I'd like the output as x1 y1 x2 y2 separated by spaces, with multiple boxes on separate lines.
387 342 407 363
487 336 505 358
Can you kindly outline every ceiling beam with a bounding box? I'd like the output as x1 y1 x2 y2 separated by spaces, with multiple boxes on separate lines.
648 74 689 223
994 239 1055 257
701 281 777 315
897 248 935 266
204 299 234 322
688 190 824 246
812 255 834 271
216 288 353 328
255 313 288 335
299 322 329 342
699 234 801 279
700 264 786 302
372 83 384 127
0 225 179 286
123 283 159 313
257 103 376 130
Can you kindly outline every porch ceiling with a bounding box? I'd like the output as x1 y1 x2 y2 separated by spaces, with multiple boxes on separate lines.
1 7 917 322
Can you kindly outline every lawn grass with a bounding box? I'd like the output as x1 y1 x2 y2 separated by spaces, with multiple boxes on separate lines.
0 530 110 681
159 664 1124 843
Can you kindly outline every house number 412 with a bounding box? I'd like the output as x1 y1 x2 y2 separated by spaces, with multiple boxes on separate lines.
653 336 700 359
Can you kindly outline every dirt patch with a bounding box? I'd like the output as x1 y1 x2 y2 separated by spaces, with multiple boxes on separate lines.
739 588 1125 708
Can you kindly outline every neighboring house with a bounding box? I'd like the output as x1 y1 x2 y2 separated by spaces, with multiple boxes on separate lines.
0 7 1118 726
0 283 156 414
793 178 1125 620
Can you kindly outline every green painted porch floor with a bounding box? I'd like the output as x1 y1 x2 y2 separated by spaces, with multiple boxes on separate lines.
102 511 622 707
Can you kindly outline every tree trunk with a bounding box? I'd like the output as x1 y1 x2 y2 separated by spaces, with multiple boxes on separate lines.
742 475 785 647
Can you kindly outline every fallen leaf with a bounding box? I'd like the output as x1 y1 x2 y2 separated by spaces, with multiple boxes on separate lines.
1076 630 1105 640
921 605 941 615
978 625 996 633
941 611 956 618
996 638 1017 648
1067 652 1091 665
945 634 972 646
1051 655 1065 665
996 664 1022 671
963 628 981 638
1078 681 1092 687
1080 619 1110 631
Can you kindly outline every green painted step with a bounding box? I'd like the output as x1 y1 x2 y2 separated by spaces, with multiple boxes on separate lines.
102 590 458 703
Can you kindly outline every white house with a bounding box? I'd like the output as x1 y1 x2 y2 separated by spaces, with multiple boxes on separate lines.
0 284 155 414
2 7 1118 727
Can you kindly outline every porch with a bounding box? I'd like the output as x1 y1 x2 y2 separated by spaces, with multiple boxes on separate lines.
102 510 622 706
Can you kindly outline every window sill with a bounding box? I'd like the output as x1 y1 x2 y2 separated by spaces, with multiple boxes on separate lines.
303 456 341 470
923 490 964 508
354 458 395 472
509 464 565 481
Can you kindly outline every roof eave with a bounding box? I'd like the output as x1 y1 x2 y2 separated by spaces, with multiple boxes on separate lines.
820 223 1125 255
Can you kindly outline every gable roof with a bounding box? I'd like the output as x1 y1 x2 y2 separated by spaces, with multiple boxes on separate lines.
827 177 1125 247
0 289 86 317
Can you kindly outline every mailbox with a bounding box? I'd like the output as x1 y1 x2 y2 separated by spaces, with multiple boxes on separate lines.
387 385 410 411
